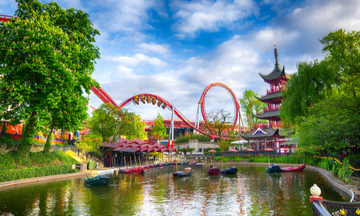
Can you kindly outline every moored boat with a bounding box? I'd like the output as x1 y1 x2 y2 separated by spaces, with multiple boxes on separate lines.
173 167 192 177
182 161 189 165
221 167 238 175
189 161 197 165
208 167 221 175
280 164 306 172
122 166 145 174
266 164 306 173
84 176 110 186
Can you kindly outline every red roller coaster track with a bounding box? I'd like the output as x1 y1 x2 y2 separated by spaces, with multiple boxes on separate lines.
198 82 240 132
85 85 240 138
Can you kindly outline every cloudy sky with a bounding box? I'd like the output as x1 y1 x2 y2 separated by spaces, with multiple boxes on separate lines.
2 0 360 122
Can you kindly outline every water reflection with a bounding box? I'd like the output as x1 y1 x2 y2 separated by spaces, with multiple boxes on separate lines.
0 165 346 215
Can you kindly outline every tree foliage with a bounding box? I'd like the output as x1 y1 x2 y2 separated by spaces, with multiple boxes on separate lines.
282 29 360 155
76 133 102 157
151 113 167 142
280 59 340 125
239 90 267 130
297 92 360 154
0 0 100 154
203 108 233 141
88 103 144 142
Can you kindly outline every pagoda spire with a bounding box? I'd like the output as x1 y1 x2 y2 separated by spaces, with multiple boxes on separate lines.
274 42 279 66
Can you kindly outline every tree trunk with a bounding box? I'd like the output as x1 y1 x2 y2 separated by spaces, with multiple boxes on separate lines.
43 123 55 153
17 111 37 155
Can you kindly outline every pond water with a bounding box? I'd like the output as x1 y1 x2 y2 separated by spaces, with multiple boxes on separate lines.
0 165 347 215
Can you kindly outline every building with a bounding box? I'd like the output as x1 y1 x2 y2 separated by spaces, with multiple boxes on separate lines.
241 44 292 153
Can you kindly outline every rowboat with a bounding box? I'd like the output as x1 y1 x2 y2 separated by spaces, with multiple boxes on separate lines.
221 167 238 175
173 167 192 177
84 176 110 186
266 164 306 173
122 166 145 174
280 164 306 172
189 161 197 165
208 167 221 175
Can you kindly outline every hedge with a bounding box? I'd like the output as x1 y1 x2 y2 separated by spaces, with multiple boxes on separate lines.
0 165 79 183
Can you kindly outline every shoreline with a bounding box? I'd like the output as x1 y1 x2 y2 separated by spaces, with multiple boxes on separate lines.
0 162 358 201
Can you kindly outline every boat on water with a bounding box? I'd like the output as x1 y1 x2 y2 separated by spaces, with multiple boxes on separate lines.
280 164 306 172
122 166 145 174
173 167 192 177
84 176 110 186
221 167 238 175
189 161 197 165
208 167 221 175
266 164 306 173
182 161 189 165
165 163 170 166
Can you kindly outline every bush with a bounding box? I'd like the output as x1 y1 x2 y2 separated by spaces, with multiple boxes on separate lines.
0 165 79 183
338 158 353 184
0 150 79 171
332 161 340 175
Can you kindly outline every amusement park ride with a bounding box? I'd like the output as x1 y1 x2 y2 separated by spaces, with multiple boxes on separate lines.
1 14 244 140
92 83 243 139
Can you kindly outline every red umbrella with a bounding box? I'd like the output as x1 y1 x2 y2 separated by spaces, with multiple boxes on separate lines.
247 149 255 152
230 149 237 152
265 148 274 152
209 149 216 153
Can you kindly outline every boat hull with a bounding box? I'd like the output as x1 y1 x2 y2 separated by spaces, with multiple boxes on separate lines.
122 167 145 174
173 169 192 177
208 167 221 175
221 167 238 175
281 164 306 172
84 176 110 186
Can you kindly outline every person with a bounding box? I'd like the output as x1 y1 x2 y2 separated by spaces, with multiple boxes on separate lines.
210 165 213 168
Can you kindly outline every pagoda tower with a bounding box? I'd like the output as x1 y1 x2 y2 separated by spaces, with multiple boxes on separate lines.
255 43 291 128
241 44 291 153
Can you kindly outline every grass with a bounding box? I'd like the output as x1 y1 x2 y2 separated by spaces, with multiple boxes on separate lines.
0 150 81 183
0 150 80 171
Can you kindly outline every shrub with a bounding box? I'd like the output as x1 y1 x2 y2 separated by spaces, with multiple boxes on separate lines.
332 161 340 175
338 158 353 184
0 165 79 183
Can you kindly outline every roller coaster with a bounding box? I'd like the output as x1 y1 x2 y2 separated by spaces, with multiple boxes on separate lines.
92 83 242 138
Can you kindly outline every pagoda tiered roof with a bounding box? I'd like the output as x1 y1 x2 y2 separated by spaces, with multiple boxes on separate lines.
241 127 287 139
256 91 282 104
259 44 291 83
254 110 280 121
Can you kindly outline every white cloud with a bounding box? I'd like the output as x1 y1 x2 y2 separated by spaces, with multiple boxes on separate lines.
138 42 170 54
171 0 258 38
111 53 167 67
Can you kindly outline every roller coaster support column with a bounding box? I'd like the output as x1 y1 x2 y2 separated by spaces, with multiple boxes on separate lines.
195 103 201 134
238 108 243 151
168 106 175 141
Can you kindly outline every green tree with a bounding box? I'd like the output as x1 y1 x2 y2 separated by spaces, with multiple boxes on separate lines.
297 92 360 155
321 29 360 98
239 90 267 130
88 103 140 142
76 133 103 158
126 114 147 140
282 30 360 155
203 108 232 141
178 148 195 155
152 113 167 142
0 0 99 154
280 59 339 126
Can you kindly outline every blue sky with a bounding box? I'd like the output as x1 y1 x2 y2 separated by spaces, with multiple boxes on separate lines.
1 0 360 122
